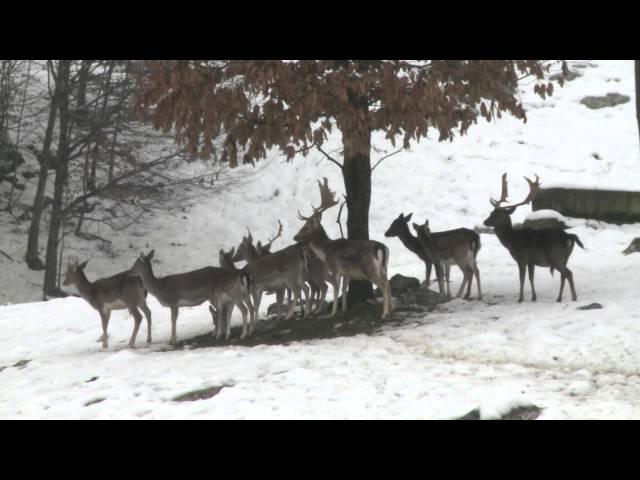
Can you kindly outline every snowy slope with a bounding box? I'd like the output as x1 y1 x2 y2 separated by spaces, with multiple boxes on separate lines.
1 60 640 419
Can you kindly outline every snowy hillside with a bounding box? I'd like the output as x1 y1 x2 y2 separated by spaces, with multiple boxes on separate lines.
1 60 640 419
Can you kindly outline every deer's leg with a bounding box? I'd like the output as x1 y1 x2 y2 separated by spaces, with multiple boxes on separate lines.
252 289 262 326
331 275 340 317
316 283 328 314
128 307 143 347
209 305 218 337
246 295 255 334
341 277 350 313
377 276 391 318
235 301 248 339
517 262 526 303
528 263 537 302
301 283 310 318
215 302 224 340
567 268 577 302
434 263 445 296
139 301 152 343
445 263 452 297
225 303 234 340
455 264 468 298
286 287 300 319
99 309 110 349
169 306 179 345
425 260 432 287
275 289 285 320
473 264 482 300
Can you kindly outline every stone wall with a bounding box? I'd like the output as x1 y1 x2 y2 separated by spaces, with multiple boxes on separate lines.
533 188 640 224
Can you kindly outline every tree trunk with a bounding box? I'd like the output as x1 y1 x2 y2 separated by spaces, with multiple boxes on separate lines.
342 93 373 305
25 61 60 270
43 61 72 298
76 60 90 112
636 60 640 148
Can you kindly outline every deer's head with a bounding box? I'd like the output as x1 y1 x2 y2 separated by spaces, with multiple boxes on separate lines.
483 173 540 228
385 213 413 237
128 250 154 277
219 247 235 268
63 259 88 286
294 178 338 244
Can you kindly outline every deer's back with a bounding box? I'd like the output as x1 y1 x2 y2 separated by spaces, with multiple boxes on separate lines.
501 228 578 264
156 266 223 306
90 272 145 308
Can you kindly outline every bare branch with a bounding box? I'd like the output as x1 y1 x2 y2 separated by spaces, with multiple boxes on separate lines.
316 145 343 169
371 147 406 172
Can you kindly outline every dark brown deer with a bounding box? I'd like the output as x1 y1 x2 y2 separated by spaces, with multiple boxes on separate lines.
63 260 152 349
412 220 482 299
294 178 392 319
484 173 584 302
385 213 434 285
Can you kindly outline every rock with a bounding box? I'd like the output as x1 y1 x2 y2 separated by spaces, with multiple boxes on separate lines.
455 405 542 420
173 385 228 402
580 93 630 109
388 274 420 296
577 303 603 310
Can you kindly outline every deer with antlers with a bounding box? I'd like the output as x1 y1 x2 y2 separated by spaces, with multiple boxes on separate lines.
294 178 392 318
484 173 584 302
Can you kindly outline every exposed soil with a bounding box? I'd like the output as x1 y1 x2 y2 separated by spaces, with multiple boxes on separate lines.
167 288 448 351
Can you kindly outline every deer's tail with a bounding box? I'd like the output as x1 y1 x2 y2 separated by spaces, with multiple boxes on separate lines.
568 234 585 249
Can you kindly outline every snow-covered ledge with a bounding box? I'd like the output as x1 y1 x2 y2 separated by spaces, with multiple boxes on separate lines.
532 187 640 224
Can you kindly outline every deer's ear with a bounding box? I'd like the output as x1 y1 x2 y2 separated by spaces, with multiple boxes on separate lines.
405 213 413 222
424 219 429 227
412 222 420 232
230 247 235 255
78 260 88 270
219 248 224 255
147 249 155 260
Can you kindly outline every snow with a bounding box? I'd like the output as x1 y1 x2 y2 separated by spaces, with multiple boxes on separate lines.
2 60 640 419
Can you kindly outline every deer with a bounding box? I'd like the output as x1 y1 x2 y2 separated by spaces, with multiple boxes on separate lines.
385 213 434 285
412 220 482 300
127 250 253 343
483 173 584 302
233 220 332 316
294 177 392 319
63 260 152 349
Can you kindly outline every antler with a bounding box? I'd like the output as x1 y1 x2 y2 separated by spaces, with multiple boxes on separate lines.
490 173 509 207
245 227 253 243
490 173 541 210
298 177 339 222
264 219 284 247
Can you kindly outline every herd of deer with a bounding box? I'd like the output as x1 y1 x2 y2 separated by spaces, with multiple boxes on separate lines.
63 174 589 350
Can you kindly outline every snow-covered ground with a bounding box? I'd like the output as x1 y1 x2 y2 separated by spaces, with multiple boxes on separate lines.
1 60 640 419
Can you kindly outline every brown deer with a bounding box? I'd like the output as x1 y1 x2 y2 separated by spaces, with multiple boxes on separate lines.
385 213 434 285
63 260 152 349
233 220 333 316
412 220 482 300
484 173 584 302
128 250 253 343
294 178 392 319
